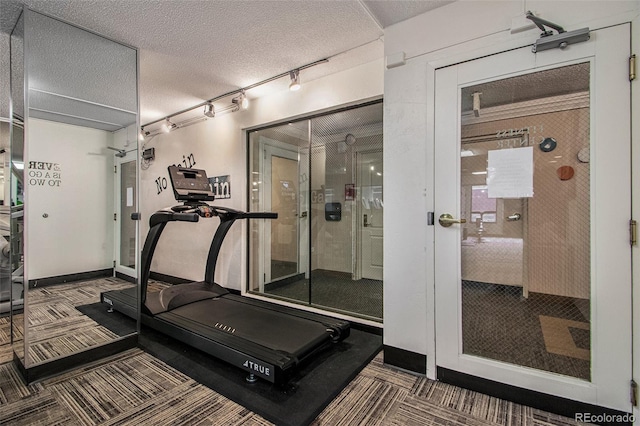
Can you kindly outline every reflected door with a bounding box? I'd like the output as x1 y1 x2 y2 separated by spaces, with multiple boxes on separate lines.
263 145 300 285
115 158 137 277
358 150 383 280
434 24 631 411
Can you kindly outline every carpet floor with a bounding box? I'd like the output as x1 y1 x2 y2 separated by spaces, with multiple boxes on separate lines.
0 347 584 426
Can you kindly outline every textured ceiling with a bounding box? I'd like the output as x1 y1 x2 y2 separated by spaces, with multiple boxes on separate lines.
0 0 454 126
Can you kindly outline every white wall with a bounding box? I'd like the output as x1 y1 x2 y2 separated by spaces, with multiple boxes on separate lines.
26 118 114 280
382 0 639 372
139 58 384 290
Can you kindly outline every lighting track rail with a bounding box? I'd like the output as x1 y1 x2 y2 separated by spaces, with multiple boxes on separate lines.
140 58 329 139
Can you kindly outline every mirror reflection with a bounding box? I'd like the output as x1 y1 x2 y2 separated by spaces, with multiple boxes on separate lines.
10 9 139 372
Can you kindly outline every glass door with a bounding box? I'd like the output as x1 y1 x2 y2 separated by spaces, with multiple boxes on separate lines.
248 102 384 321
115 157 137 277
263 145 302 285
434 24 632 410
357 150 383 281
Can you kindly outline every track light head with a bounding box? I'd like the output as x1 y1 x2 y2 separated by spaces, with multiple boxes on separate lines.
204 102 215 118
240 92 249 109
232 91 249 110
161 118 175 133
289 69 301 91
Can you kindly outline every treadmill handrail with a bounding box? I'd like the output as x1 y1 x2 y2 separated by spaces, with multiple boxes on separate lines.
203 208 276 285
149 210 199 227
140 203 276 313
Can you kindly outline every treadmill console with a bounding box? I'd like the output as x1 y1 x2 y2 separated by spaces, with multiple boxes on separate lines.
168 166 215 202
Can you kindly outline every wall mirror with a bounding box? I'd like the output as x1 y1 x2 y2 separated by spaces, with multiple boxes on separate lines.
10 8 139 381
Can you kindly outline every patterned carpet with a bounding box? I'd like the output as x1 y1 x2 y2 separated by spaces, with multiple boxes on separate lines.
1 277 136 366
26 278 136 366
0 348 584 426
0 278 585 425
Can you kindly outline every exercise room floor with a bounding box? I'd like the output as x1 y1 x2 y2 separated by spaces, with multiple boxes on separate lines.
0 278 586 425
0 348 584 426
462 281 590 380
264 269 383 321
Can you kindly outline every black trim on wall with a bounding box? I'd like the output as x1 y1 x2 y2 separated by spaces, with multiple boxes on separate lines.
149 271 241 295
15 335 137 384
351 322 382 336
28 268 113 288
148 271 191 285
437 367 633 425
383 345 426 374
115 271 136 283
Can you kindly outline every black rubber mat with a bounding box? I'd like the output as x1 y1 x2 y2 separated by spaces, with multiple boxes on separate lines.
139 326 382 426
76 302 136 337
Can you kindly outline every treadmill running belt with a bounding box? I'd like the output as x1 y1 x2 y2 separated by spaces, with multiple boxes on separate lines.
169 298 331 354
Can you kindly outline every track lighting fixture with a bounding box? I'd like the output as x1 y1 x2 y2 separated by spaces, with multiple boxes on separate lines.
161 118 175 133
139 127 151 141
289 69 301 91
232 91 249 110
141 59 328 135
204 102 215 118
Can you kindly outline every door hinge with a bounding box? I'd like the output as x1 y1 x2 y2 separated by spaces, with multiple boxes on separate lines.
631 379 638 406
631 219 637 246
114 165 117 174
113 260 116 268
114 213 117 221
629 54 636 81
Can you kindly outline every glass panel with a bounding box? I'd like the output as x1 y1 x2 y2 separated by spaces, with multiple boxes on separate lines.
15 9 138 369
248 102 383 321
308 104 383 320
10 11 26 365
120 160 136 268
460 63 591 380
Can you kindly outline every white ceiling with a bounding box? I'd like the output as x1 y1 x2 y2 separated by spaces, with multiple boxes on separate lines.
1 0 454 126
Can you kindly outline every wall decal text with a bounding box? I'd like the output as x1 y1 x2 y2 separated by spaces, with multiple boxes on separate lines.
28 161 61 187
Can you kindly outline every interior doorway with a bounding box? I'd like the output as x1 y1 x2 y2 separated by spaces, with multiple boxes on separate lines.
357 150 383 281
434 24 632 411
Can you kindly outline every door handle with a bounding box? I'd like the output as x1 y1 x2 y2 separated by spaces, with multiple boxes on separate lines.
506 213 521 221
438 213 467 227
364 214 370 227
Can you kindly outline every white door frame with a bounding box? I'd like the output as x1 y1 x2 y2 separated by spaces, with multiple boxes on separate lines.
433 24 632 411
258 137 304 291
356 149 384 281
114 153 137 279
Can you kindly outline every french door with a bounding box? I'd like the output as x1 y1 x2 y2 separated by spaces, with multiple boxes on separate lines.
434 24 632 411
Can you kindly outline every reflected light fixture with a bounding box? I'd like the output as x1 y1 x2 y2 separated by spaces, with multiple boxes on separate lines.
472 92 481 117
204 102 215 118
139 127 148 141
289 69 301 91
161 118 175 133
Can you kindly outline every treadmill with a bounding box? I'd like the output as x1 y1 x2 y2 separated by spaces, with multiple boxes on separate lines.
102 166 350 384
